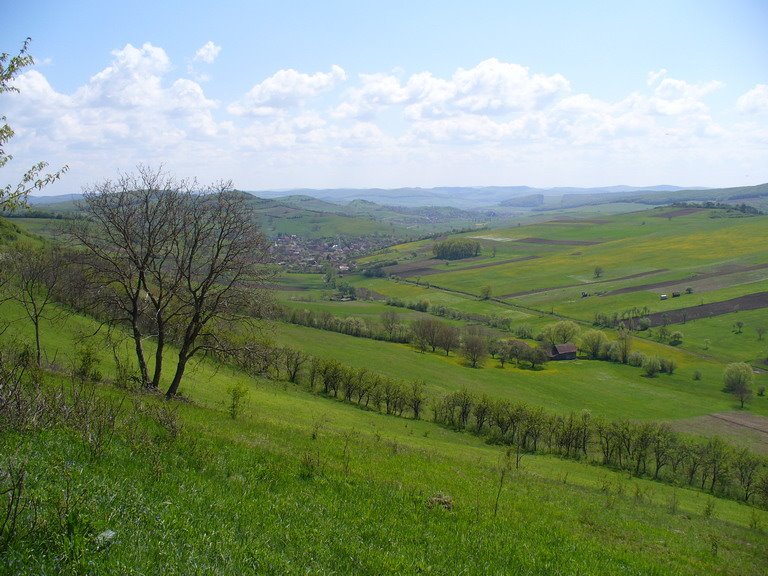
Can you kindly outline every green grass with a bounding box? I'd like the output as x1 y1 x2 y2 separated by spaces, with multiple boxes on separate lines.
4 206 768 573
656 309 768 366
3 324 768 574
264 321 768 421
343 209 768 363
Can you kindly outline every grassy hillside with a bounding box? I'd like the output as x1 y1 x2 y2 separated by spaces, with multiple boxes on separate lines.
4 199 768 574
352 208 768 360
2 306 767 575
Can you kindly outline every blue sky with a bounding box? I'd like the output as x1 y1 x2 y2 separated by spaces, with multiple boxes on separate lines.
4 1 768 194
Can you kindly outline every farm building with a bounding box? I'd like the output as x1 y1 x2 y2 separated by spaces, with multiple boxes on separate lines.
548 343 577 360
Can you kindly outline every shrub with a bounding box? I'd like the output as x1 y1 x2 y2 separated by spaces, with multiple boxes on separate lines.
627 351 647 367
227 384 249 420
514 325 533 339
635 317 651 331
73 345 102 383
660 358 677 375
643 356 661 377
605 342 624 363
693 370 702 381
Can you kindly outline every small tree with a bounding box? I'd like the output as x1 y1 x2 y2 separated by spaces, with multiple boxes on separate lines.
411 317 442 353
579 329 607 359
613 326 633 364
733 321 744 334
461 333 487 368
380 311 400 339
593 266 604 279
723 362 753 408
436 323 460 356
756 326 766 341
540 320 580 346
669 331 683 345
523 346 548 370
0 245 66 366
479 285 492 300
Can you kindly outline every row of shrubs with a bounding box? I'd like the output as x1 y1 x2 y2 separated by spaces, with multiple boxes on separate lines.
209 338 768 508
433 391 767 505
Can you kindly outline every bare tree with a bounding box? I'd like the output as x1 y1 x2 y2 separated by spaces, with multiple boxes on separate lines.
70 167 272 397
461 332 487 368
411 317 442 353
164 186 272 398
69 166 188 388
436 323 460 356
283 347 307 383
0 245 65 366
380 310 400 339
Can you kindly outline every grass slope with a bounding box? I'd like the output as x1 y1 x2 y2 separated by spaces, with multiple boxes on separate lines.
2 311 767 574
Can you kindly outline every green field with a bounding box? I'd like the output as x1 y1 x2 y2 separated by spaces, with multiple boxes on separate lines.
2 304 767 574
3 202 768 574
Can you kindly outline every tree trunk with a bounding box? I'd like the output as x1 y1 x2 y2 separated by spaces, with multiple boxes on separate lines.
166 351 189 399
33 317 42 368
150 323 165 389
132 318 150 387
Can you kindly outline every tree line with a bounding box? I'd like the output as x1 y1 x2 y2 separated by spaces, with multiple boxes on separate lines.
199 335 768 508
433 389 767 504
432 238 481 260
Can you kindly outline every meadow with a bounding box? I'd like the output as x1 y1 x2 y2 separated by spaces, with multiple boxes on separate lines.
2 304 767 575
2 202 768 574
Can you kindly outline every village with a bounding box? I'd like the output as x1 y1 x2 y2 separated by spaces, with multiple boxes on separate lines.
271 233 396 273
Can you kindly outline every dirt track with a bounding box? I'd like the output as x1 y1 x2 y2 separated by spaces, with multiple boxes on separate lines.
606 262 768 296
669 412 768 455
385 255 539 278
651 207 705 218
514 237 602 246
645 291 768 326
548 218 610 225
499 268 669 299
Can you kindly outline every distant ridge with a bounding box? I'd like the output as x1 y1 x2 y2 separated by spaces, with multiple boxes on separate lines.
27 193 83 205
26 183 768 212
246 184 710 209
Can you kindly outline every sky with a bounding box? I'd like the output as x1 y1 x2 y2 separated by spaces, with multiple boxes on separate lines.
3 0 768 195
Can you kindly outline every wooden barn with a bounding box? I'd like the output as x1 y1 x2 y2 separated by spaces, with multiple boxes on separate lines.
548 343 577 361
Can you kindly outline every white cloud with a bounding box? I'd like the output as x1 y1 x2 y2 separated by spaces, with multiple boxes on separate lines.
194 41 221 64
647 69 668 86
737 84 768 114
228 65 346 116
450 59 570 114
336 59 570 122
2 45 765 192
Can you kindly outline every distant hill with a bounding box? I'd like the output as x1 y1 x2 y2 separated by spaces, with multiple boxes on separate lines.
554 182 768 211
26 182 766 213
27 193 83 205
248 185 708 209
